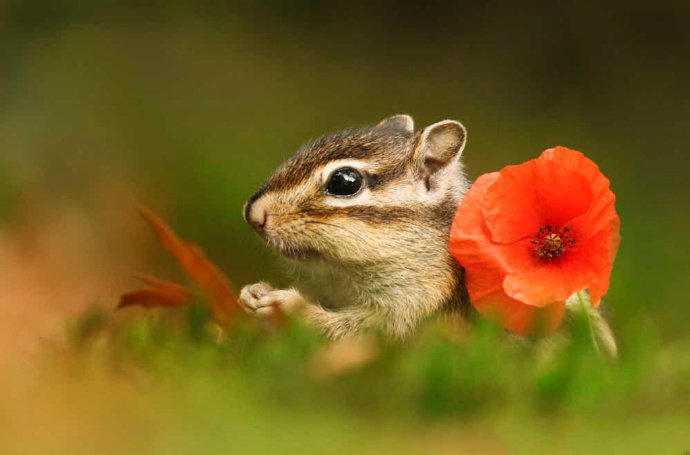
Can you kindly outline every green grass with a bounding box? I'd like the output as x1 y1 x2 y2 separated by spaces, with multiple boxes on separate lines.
5 303 681 454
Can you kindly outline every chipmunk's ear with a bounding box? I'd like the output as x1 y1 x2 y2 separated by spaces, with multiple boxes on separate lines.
412 120 467 189
377 114 414 134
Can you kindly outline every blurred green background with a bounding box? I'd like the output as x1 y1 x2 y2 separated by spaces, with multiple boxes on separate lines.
0 1 689 453
3 0 689 333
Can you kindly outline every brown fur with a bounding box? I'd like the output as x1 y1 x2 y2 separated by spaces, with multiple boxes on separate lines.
239 115 472 339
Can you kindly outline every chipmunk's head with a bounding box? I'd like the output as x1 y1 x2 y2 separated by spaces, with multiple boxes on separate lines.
243 115 468 264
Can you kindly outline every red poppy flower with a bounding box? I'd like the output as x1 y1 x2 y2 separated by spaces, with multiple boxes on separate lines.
449 146 620 336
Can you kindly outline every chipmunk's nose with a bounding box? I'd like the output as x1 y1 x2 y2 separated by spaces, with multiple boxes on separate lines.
244 191 268 233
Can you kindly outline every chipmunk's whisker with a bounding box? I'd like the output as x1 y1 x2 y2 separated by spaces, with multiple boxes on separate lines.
271 212 357 237
304 220 356 237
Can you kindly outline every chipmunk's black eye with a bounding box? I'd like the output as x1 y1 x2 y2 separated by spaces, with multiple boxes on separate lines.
326 167 364 197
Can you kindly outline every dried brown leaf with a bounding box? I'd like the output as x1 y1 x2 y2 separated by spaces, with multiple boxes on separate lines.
118 274 193 309
133 205 242 327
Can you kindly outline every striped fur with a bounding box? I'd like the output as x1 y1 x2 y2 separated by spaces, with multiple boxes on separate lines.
240 115 472 339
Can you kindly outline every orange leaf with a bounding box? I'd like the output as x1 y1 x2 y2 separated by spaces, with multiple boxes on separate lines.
118 274 194 309
136 205 242 327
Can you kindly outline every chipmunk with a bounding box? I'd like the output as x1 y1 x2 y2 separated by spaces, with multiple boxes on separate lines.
238 114 618 355
239 115 470 339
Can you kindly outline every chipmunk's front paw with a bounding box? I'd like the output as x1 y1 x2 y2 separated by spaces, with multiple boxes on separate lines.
239 282 304 318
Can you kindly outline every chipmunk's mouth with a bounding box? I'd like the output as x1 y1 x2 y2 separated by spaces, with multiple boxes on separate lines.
264 237 321 261
255 216 323 261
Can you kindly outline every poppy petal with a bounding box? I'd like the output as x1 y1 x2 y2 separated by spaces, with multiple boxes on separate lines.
482 158 594 244
541 147 618 240
586 218 621 305
472 290 566 336
449 172 505 301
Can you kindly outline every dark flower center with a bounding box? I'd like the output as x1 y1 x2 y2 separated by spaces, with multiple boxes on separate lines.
531 225 575 261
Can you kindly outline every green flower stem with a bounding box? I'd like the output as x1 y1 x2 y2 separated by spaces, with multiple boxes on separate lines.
577 291 600 354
